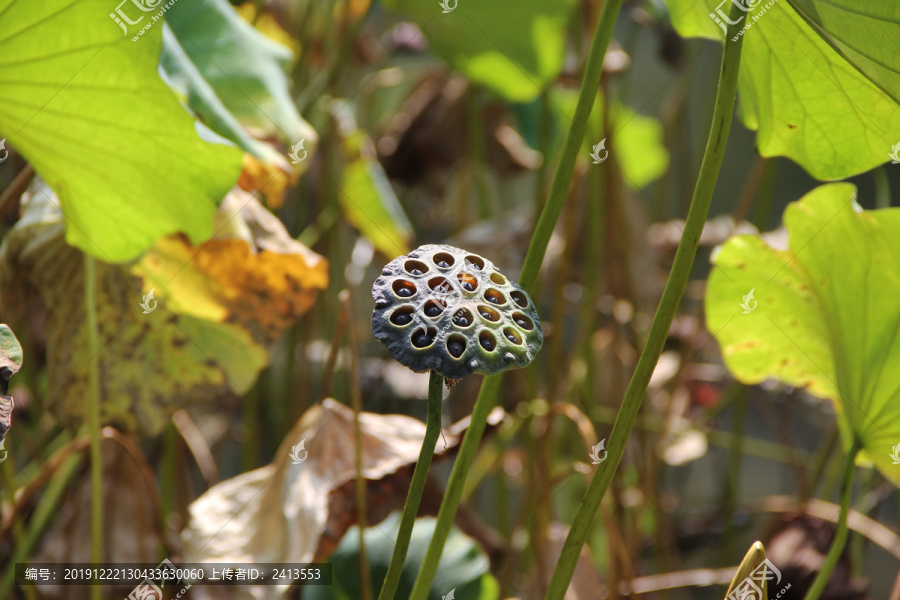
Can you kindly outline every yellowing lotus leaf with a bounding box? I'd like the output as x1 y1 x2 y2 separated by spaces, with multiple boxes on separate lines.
0 180 327 435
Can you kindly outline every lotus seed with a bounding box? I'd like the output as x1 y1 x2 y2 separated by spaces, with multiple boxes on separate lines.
392 312 412 325
397 287 413 298
425 304 442 317
413 330 434 348
448 340 465 358
480 336 494 351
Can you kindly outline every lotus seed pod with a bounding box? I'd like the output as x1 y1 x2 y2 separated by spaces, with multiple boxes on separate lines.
372 244 543 380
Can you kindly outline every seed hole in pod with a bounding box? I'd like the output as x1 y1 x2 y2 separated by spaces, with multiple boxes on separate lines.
464 255 485 270
479 331 496 352
477 305 500 322
428 276 454 293
451 308 474 328
512 312 534 330
510 290 528 308
393 279 417 298
433 252 455 269
503 327 522 345
490 272 506 285
457 272 478 292
423 300 444 318
404 260 429 276
411 327 437 348
390 306 415 326
447 335 466 358
484 288 507 305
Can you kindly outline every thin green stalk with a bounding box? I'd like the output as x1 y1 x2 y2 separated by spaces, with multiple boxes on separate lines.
343 290 373 600
1 458 38 600
723 386 747 556
408 375 502 600
517 0 625 293
803 440 860 600
377 371 443 600
408 0 624 595
0 452 82 598
84 254 103 600
542 7 746 598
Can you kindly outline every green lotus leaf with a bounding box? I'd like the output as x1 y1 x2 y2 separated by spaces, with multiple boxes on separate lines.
664 0 900 180
306 514 500 600
705 183 900 483
166 0 316 147
380 0 576 102
0 0 242 262
788 0 900 107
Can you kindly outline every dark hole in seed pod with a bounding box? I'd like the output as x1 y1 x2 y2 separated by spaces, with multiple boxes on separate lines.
478 305 500 322
424 300 444 318
512 312 534 330
393 279 417 298
412 327 436 348
452 308 473 328
503 328 522 345
433 252 455 268
390 307 414 326
428 276 453 292
405 260 429 276
510 290 528 308
464 255 485 270
490 272 506 285
479 331 496 351
457 272 478 292
484 288 506 305
447 335 466 358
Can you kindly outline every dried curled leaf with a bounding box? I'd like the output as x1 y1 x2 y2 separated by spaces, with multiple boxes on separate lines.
0 324 22 443
0 181 327 435
183 399 503 599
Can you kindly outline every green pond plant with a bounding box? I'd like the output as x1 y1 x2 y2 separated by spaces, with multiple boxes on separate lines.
705 183 900 599
406 0 630 594
372 244 542 600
